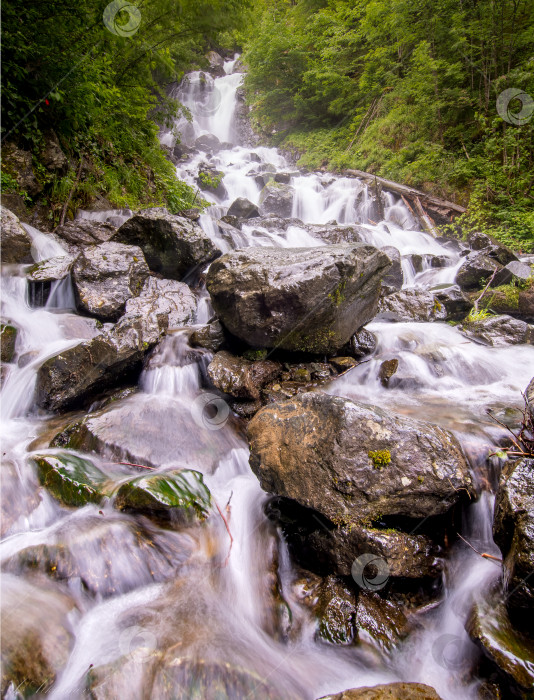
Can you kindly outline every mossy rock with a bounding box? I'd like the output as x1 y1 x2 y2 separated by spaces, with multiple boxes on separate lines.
33 452 108 507
114 469 211 524
1 323 17 363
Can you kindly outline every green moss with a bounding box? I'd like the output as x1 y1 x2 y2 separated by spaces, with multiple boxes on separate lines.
328 280 346 307
243 348 268 361
33 452 108 507
368 449 391 470
464 307 493 323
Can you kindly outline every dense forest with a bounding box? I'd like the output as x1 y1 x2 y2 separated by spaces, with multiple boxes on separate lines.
2 0 534 249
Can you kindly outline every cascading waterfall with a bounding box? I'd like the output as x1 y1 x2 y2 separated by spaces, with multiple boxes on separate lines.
1 56 532 700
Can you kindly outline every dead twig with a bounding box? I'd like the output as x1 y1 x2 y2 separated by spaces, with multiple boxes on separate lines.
214 497 233 566
473 267 498 312
108 461 156 470
456 533 502 564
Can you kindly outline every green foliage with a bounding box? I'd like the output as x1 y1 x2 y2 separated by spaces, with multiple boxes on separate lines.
465 308 493 324
198 170 224 190
368 449 391 469
243 0 534 250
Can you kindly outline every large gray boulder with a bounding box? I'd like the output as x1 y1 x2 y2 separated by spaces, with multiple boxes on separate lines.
460 314 533 346
377 289 447 322
227 197 260 219
455 252 502 291
0 206 32 263
380 246 403 294
248 392 474 526
53 219 117 250
206 245 391 353
467 231 518 266
491 260 533 287
112 208 221 280
72 241 150 321
208 351 281 400
259 183 294 217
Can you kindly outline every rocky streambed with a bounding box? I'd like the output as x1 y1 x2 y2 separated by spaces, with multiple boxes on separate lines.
1 55 534 700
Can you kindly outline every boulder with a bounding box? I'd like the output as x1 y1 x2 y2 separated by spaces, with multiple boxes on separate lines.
460 314 533 346
317 683 442 700
196 165 227 198
194 133 221 153
344 329 377 358
53 219 117 250
1 323 17 363
248 393 474 526
72 241 149 321
115 468 211 524
467 232 518 266
190 320 227 352
431 284 473 321
40 131 68 173
527 377 534 422
306 223 367 245
377 290 447 322
475 283 534 322
455 253 502 291
32 452 109 507
112 209 221 280
50 394 241 472
493 458 534 630
259 183 294 217
206 245 391 353
208 351 281 400
355 591 410 651
206 50 225 76
122 276 197 329
381 247 403 294
467 591 534 694
0 206 33 263
27 254 76 283
227 197 260 219
1 143 42 196
314 576 357 645
491 260 533 287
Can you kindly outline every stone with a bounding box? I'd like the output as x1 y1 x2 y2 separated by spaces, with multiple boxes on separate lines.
248 393 474 526
306 223 367 245
467 232 518 266
206 245 391 353
475 284 534 323
208 351 281 400
314 576 357 645
206 50 225 76
493 458 534 630
115 468 211 524
377 290 447 322
259 183 294 217
53 218 117 249
378 359 399 386
460 314 533 346
1 143 42 196
220 214 241 229
40 131 68 173
355 591 410 650
431 284 473 321
27 254 76 283
344 328 377 358
491 260 533 287
190 321 227 352
455 253 502 291
112 208 221 280
122 276 197 330
194 133 221 152
381 246 403 294
72 241 149 321
0 206 32 263
227 197 260 219
317 682 442 700
329 357 359 373
1 323 17 363
33 452 109 507
526 377 534 422
196 165 227 198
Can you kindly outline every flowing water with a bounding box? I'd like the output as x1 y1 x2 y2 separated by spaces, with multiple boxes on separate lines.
1 58 532 699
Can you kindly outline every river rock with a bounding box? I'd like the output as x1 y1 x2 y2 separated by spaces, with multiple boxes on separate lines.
355 591 410 651
115 468 211 524
1 143 42 196
378 359 399 386
72 241 149 321
54 218 117 249
227 197 261 219
377 290 447 322
27 253 76 283
206 50 225 76
206 245 391 353
112 208 221 280
190 320 227 352
1 322 17 363
259 183 294 217
493 457 534 630
248 393 474 526
122 276 197 329
0 206 32 263
50 394 241 472
40 130 68 173
491 260 533 288
455 253 502 291
467 591 534 694
208 351 281 400
475 284 534 322
380 247 403 294
314 576 357 645
33 451 109 507
431 284 473 321
1 575 75 696
467 232 518 266
306 223 367 245
317 683 442 700
460 314 533 346
195 133 221 153
527 377 534 422
343 328 377 358
197 165 227 198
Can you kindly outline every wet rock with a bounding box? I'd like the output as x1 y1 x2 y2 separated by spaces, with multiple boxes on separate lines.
220 214 241 229
259 183 294 217
227 197 260 219
317 682 442 700
206 49 225 76
1 143 42 196
493 458 534 630
460 314 533 346
248 393 474 526
206 245 391 353
344 328 377 358
27 253 76 283
381 246 403 294
0 206 33 263
467 232 518 266
197 165 227 198
355 591 410 650
467 591 534 694
475 284 534 323
1 322 17 362
378 359 399 386
431 284 473 321
314 576 357 645
378 289 447 322
190 320 227 352
50 394 240 472
32 451 109 507
71 242 149 321
1 575 75 696
194 133 221 153
112 208 221 280
115 468 211 524
527 377 534 422
123 276 197 330
306 223 367 245
455 253 502 291
491 260 533 287
329 357 359 373
54 218 117 249
208 351 281 400
0 459 40 536
40 130 68 173
274 172 296 184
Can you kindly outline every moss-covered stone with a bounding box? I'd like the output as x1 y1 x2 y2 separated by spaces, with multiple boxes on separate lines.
33 452 108 507
1 322 17 363
114 469 211 524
